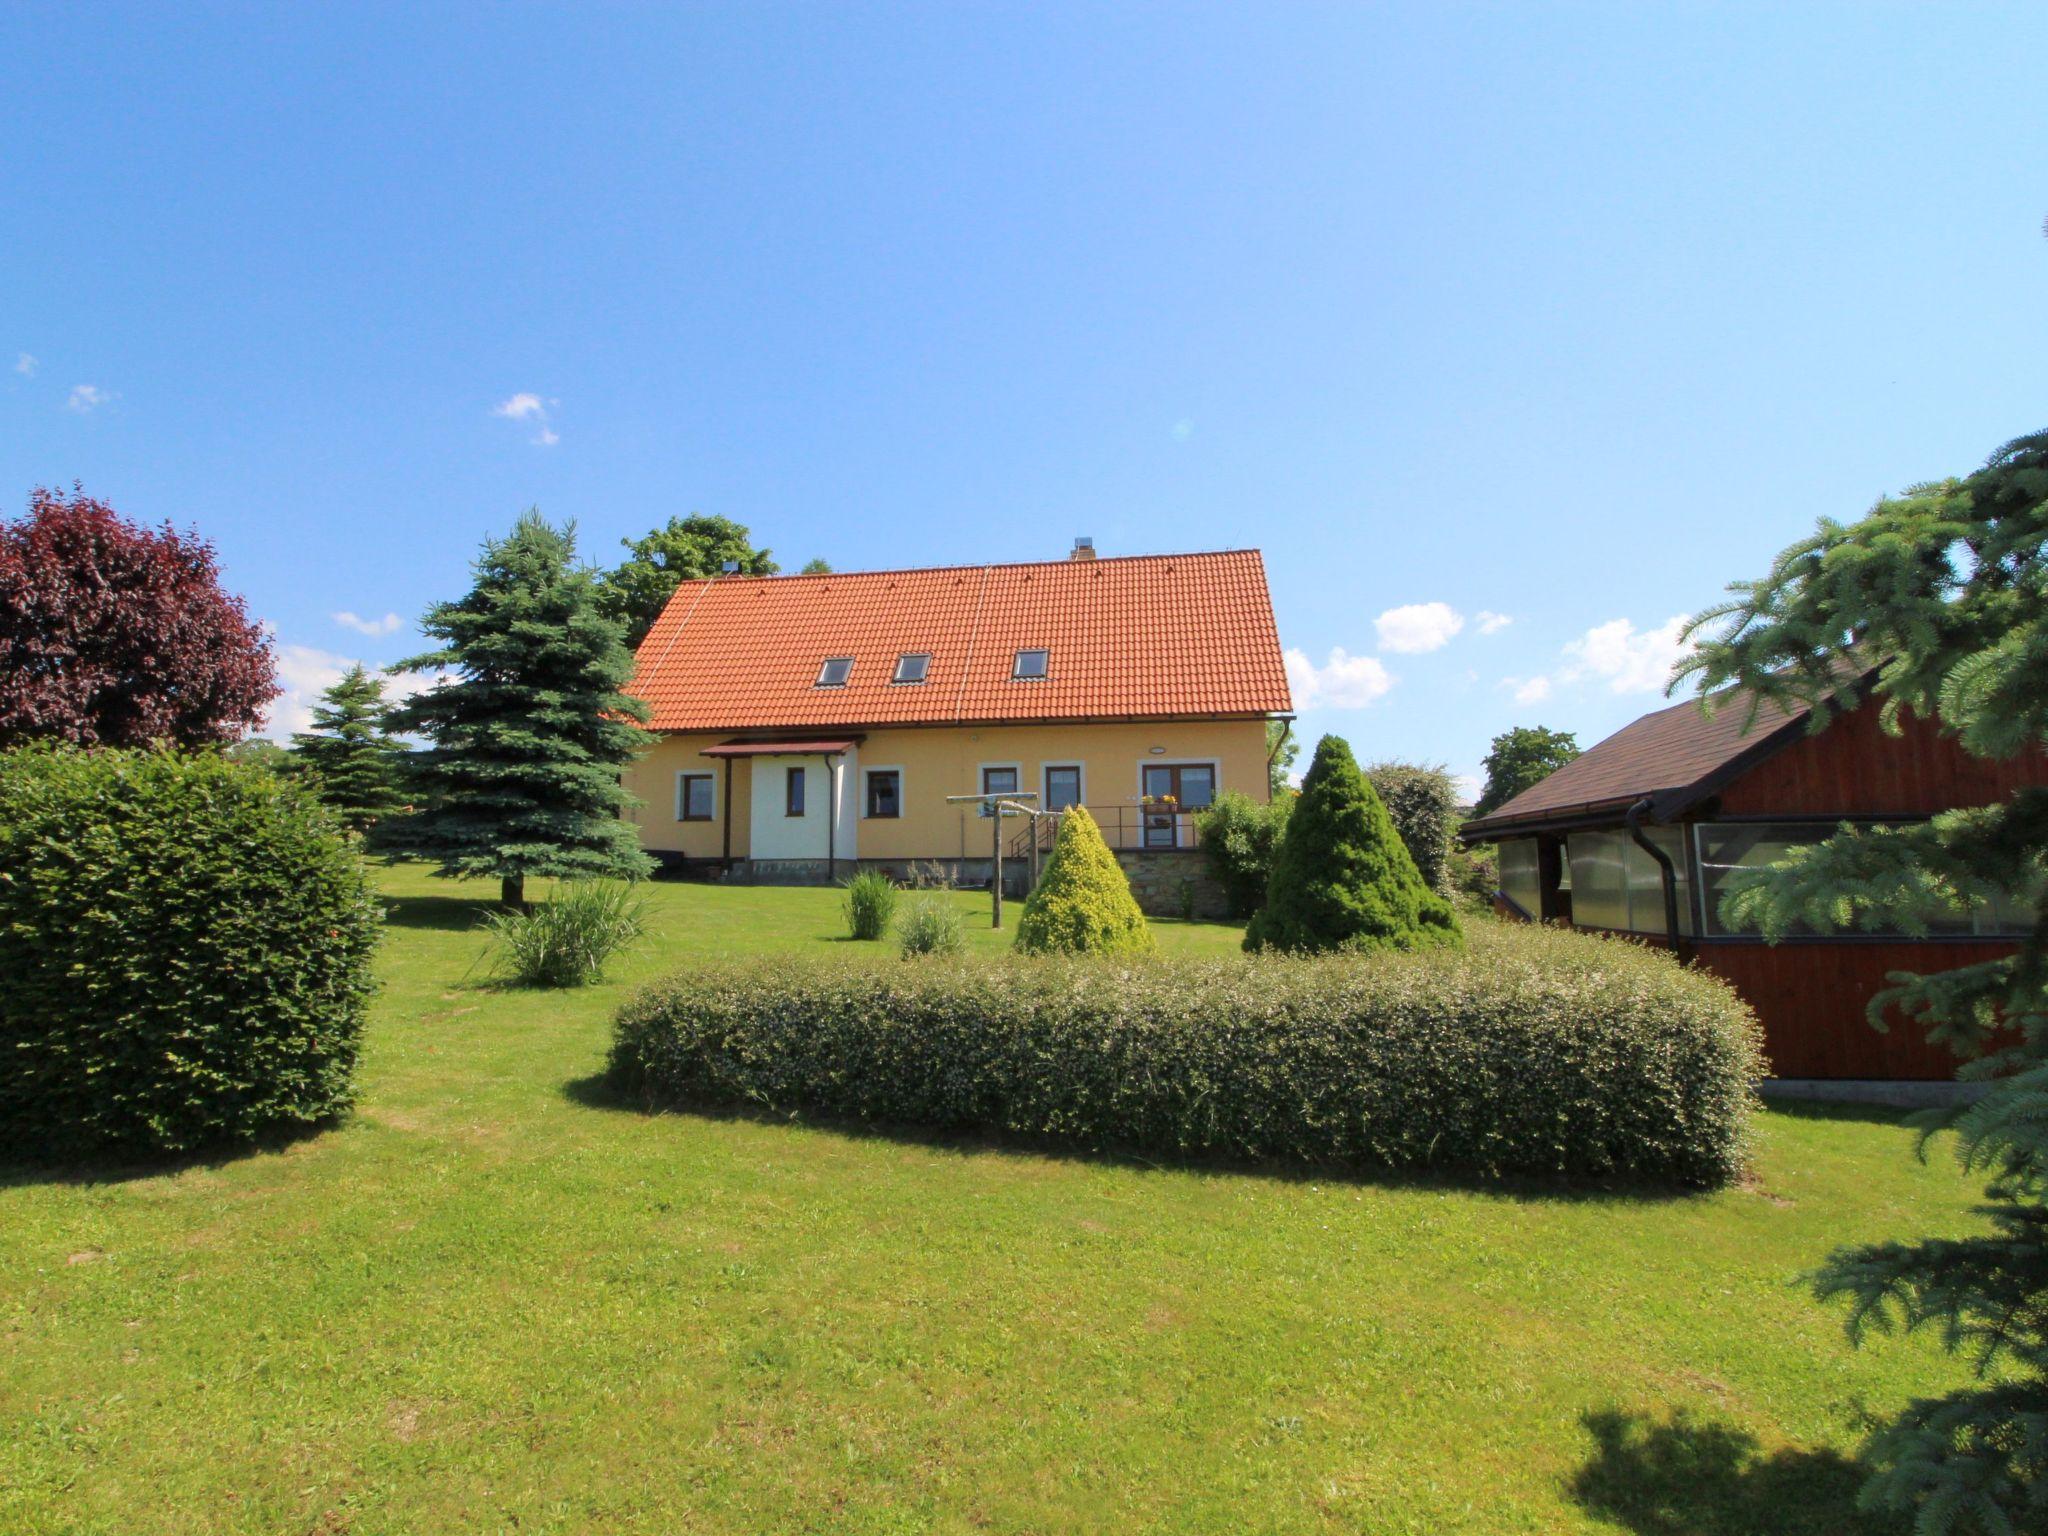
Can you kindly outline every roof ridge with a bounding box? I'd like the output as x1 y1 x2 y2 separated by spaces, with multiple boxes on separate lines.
669 547 1264 587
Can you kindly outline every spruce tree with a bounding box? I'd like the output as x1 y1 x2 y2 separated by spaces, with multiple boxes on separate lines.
387 511 654 907
1014 805 1154 955
1244 735 1461 954
288 664 408 834
1679 429 2048 1532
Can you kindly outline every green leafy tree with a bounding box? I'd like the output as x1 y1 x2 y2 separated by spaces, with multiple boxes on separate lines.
225 737 294 773
288 664 409 833
1197 790 1292 919
1473 725 1580 818
1678 429 2048 1533
1014 805 1154 955
1267 720 1299 797
799 557 833 574
388 511 655 908
597 514 777 645
1245 735 1461 955
1365 760 1459 895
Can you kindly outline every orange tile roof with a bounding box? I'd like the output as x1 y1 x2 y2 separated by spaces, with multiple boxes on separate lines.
627 548 1292 731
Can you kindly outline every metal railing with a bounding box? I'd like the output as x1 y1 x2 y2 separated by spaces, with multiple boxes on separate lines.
1009 803 1208 856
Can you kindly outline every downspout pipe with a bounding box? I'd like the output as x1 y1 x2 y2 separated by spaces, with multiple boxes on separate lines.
1624 795 1687 961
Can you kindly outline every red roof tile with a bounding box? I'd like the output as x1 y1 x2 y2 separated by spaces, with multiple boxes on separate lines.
628 549 1291 731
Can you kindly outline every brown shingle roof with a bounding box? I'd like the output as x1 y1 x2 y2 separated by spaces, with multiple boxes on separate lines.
627 548 1292 731
1462 686 1816 836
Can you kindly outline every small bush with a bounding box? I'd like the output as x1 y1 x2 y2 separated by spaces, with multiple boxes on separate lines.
896 894 965 957
1247 735 1461 955
1013 805 1153 956
1197 790 1292 919
610 922 1763 1187
841 869 899 940
1364 761 1459 895
481 880 646 987
0 745 381 1158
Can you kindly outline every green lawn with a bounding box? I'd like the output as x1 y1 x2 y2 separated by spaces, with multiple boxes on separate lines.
1 863 1987 1534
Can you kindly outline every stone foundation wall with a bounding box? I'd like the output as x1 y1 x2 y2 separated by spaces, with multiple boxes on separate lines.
1113 849 1230 921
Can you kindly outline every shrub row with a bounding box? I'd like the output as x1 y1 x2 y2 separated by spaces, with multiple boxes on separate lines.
610 922 1763 1186
0 746 381 1158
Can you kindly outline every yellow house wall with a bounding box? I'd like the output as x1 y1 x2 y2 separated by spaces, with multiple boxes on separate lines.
624 718 1273 861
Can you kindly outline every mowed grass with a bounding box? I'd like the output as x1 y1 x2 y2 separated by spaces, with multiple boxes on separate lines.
0 863 1988 1535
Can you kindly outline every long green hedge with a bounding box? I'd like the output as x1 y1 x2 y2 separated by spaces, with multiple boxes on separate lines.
610 923 1763 1186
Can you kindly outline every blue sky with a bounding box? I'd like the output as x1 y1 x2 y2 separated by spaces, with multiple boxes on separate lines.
4 4 2044 790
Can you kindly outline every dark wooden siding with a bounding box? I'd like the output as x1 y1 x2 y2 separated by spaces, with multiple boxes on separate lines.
1695 941 2011 1080
1716 704 2048 816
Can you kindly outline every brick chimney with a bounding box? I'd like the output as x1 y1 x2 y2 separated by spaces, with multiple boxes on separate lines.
1069 537 1097 561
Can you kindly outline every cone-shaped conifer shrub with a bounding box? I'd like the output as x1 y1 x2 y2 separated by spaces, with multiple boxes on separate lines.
1244 734 1462 954
1013 805 1154 955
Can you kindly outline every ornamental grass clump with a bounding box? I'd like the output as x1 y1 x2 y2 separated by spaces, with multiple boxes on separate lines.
610 920 1762 1187
896 894 965 958
841 869 899 941
1245 734 1461 955
0 745 381 1158
480 880 646 987
1013 805 1153 956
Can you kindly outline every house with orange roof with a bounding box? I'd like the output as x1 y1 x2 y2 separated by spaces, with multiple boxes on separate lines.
622 540 1292 907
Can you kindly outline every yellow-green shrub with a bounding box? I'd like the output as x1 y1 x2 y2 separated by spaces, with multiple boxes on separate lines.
1013 805 1153 956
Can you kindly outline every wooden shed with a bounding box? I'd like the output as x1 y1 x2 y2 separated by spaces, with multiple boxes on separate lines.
1459 677 2046 1080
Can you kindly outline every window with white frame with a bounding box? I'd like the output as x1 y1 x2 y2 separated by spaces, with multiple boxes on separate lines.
815 656 854 687
1011 648 1048 680
892 653 930 684
677 772 715 822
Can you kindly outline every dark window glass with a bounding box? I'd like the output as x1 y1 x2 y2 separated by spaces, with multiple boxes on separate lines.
785 765 806 817
816 656 853 687
679 773 714 821
866 770 901 819
1012 649 1048 680
893 653 930 684
1045 765 1082 811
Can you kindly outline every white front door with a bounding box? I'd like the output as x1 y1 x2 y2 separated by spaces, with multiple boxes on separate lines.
748 752 857 864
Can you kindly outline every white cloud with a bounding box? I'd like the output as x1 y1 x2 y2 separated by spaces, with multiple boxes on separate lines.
1452 771 1483 802
15 352 36 377
67 384 114 413
493 391 559 446
264 643 354 738
1374 601 1465 655
258 641 450 740
1285 645 1395 709
1476 611 1512 635
1561 614 1691 695
333 610 403 637
1501 675 1552 705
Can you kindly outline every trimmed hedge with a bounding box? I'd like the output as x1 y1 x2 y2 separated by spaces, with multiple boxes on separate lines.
611 922 1763 1187
0 746 382 1158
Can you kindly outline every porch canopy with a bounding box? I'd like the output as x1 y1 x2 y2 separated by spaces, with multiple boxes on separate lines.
699 737 862 757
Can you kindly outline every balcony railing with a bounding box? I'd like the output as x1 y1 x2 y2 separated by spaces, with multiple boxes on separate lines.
1008 803 1208 856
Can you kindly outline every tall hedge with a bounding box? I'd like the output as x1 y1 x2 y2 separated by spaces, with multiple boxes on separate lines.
1246 735 1461 954
0 746 381 1158
611 922 1763 1187
1013 805 1153 955
1364 761 1459 895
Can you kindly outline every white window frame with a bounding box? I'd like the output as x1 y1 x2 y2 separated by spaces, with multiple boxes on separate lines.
862 765 906 820
1134 758 1220 849
1011 648 1049 681
1041 761 1086 812
978 760 1024 817
675 770 717 823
